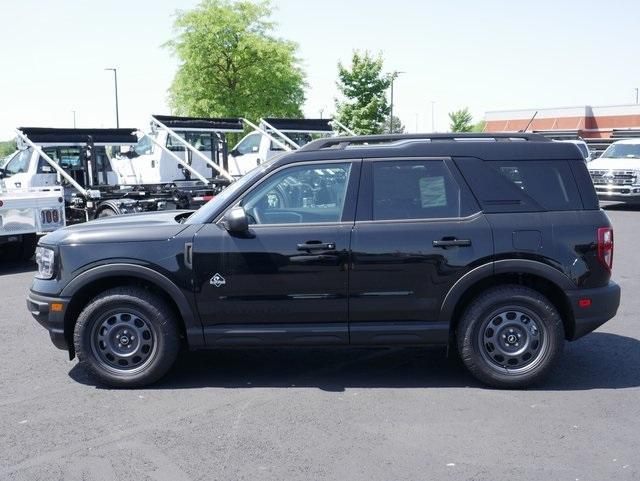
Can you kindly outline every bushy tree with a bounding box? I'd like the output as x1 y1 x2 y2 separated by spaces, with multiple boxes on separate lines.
0 140 16 159
335 51 391 135
471 120 486 133
448 107 474 132
390 115 405 134
166 0 306 120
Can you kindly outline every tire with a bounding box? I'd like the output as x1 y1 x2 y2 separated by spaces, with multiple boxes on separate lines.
73 286 181 388
457 285 564 389
97 208 116 218
20 234 38 261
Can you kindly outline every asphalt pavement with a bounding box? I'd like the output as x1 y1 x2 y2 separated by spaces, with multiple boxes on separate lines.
0 204 639 481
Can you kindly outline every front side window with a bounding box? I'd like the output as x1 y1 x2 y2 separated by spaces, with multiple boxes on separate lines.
134 135 154 156
240 163 352 225
4 149 32 175
235 133 261 155
166 132 214 152
372 160 460 220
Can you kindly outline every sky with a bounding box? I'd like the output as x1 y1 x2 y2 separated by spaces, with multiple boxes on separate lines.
1 0 639 139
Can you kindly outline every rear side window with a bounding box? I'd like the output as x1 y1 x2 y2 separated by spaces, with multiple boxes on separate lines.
372 160 460 220
455 158 582 212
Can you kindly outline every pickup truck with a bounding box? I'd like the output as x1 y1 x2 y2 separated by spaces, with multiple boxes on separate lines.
588 138 640 204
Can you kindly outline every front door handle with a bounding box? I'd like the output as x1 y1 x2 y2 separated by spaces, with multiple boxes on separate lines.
297 241 336 251
433 238 472 248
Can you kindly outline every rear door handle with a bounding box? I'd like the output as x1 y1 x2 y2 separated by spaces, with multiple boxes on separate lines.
433 238 472 248
297 241 336 251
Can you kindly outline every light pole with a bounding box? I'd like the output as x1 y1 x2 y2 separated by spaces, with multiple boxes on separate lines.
430 101 436 132
105 68 120 128
71 110 76 128
389 71 405 133
636 88 639 104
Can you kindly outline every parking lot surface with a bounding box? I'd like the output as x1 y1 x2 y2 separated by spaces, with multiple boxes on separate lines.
1 205 639 481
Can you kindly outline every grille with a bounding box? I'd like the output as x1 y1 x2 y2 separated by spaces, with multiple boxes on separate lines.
589 169 638 186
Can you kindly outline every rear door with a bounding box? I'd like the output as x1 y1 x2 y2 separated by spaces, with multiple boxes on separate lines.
348 158 493 345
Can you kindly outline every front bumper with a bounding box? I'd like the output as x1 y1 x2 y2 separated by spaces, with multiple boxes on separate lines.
595 186 640 203
26 290 70 351
567 281 621 340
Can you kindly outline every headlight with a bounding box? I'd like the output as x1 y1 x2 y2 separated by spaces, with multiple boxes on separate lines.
35 246 56 279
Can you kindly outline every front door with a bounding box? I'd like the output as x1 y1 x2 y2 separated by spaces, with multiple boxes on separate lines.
193 160 360 346
349 158 493 345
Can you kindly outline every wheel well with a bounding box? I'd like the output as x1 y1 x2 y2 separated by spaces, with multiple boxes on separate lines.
63 275 186 356
449 273 574 342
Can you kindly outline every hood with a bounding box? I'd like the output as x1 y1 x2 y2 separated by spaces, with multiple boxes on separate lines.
40 210 194 246
588 157 640 171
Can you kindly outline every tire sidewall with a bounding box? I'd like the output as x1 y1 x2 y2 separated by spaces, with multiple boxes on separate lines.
459 287 564 388
74 290 178 387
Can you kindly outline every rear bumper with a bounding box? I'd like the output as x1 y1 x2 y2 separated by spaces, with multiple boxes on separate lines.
567 281 621 340
26 290 70 350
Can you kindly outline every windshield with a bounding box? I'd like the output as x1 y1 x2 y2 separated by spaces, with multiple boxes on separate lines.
185 162 271 224
601 143 640 159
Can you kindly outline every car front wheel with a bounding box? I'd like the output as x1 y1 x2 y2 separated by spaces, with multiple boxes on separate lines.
457 285 564 389
74 286 181 388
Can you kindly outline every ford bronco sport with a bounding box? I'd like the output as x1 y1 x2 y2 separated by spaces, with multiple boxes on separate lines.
27 133 621 388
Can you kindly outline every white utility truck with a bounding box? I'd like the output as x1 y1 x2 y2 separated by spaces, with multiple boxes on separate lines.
228 118 355 176
118 115 243 186
0 184 65 260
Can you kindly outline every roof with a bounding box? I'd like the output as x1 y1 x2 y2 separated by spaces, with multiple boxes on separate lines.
18 128 137 144
278 132 583 163
262 118 334 133
152 115 244 132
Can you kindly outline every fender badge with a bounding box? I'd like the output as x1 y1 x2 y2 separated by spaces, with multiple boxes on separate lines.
210 273 226 287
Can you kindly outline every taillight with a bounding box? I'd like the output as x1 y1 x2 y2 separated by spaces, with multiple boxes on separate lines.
597 227 614 271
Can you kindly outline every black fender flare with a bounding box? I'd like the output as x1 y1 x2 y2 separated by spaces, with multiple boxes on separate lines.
60 263 204 347
438 259 575 323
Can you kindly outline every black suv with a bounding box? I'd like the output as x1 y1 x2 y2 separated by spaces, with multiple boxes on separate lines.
27 133 621 388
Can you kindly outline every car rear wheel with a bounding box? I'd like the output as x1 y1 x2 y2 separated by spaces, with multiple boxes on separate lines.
74 286 181 388
457 285 564 389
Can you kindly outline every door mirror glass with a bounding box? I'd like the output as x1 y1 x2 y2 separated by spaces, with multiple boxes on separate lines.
223 206 249 233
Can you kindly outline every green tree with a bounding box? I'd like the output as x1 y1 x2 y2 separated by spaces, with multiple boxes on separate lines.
335 51 391 135
390 115 405 134
471 120 486 133
0 140 16 159
448 107 474 132
166 0 306 121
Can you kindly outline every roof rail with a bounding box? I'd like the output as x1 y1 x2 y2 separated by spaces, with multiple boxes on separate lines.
299 132 551 152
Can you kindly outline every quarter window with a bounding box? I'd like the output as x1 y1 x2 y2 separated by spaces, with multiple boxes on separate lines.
487 161 581 211
240 163 352 225
372 160 460 220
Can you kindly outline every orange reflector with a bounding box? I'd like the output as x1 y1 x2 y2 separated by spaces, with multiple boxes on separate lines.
51 303 64 312
578 298 592 308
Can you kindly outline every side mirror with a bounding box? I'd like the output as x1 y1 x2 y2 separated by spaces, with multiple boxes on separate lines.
223 206 249 233
229 148 240 157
